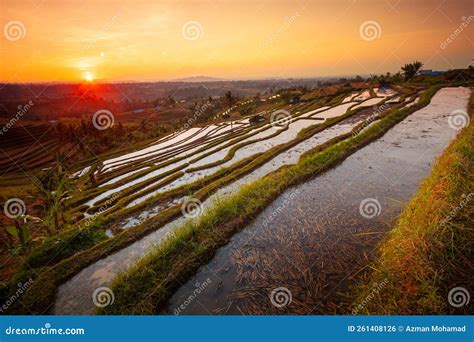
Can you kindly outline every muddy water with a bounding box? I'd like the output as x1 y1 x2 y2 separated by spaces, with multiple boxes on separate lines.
165 87 470 315
53 102 370 315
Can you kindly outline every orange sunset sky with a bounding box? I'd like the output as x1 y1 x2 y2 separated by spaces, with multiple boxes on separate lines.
0 0 472 82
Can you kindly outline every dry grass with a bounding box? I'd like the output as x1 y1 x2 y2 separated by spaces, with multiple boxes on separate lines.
352 89 474 314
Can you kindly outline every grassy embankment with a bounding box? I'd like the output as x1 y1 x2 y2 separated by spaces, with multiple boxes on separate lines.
352 89 473 314
99 86 440 314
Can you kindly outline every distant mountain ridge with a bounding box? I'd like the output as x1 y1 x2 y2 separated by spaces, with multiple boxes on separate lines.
174 76 226 82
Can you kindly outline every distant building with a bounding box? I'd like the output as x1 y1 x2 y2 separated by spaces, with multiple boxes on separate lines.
249 114 265 124
418 69 447 76
290 96 300 104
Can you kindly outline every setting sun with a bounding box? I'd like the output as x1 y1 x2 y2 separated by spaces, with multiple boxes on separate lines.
83 72 94 82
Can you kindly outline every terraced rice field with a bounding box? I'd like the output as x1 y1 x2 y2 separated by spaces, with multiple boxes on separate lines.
0 122 59 173
12 85 470 316
165 87 470 314
50 86 415 314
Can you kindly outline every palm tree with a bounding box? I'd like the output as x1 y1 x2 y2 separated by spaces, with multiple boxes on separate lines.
401 61 424 81
224 91 236 130
413 61 423 73
224 91 236 111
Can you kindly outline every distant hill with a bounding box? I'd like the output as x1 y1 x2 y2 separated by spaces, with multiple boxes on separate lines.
174 76 226 83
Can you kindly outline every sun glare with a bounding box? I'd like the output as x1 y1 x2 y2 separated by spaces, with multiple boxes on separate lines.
84 72 94 82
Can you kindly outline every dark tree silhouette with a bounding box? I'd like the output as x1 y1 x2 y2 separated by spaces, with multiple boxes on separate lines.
401 61 424 81
224 90 236 110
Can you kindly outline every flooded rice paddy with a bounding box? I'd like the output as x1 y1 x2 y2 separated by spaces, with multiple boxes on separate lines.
164 87 470 314
54 87 469 315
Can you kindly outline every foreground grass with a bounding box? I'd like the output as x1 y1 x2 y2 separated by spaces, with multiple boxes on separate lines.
352 89 473 315
100 86 441 314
